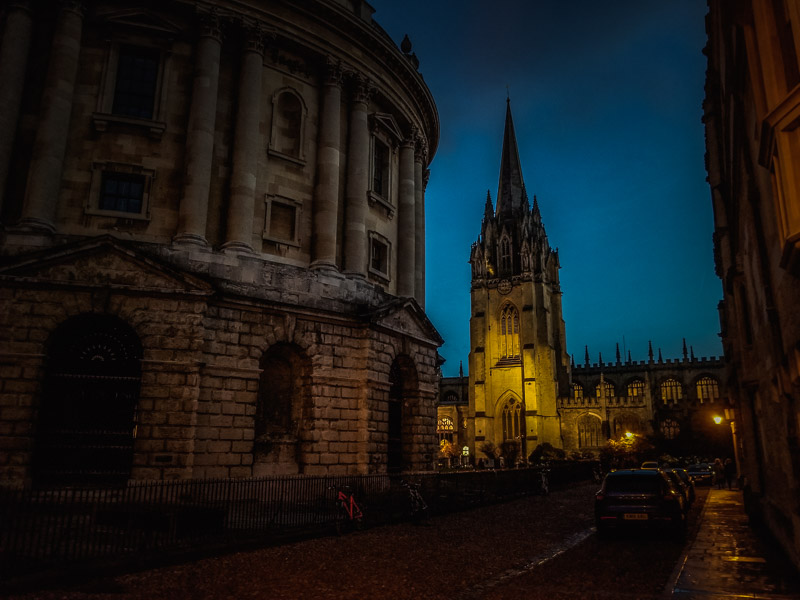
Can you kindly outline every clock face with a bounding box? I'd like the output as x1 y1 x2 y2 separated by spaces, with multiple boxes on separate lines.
498 279 512 295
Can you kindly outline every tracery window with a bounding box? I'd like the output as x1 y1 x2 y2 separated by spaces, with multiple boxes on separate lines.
501 398 523 442
696 377 719 404
626 379 645 398
572 383 584 402
500 304 520 359
595 380 615 400
437 416 455 442
660 379 683 404
660 418 680 440
577 414 602 448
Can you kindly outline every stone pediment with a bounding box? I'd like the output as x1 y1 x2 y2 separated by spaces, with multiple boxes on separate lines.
97 9 183 35
0 236 212 296
368 298 443 346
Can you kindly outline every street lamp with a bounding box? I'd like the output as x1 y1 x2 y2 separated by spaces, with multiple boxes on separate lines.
625 431 634 439
713 415 723 425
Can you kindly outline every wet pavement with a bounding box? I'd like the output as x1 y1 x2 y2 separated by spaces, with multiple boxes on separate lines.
665 489 800 599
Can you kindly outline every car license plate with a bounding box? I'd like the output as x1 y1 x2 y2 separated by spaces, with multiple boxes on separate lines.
623 513 648 520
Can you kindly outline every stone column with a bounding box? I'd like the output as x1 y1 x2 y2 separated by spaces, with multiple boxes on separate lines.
0 1 33 218
223 26 264 254
414 139 427 307
343 74 371 276
311 58 343 271
18 0 85 233
397 137 416 297
174 11 223 247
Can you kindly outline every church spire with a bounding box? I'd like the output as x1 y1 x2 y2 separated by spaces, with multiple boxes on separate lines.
496 98 526 219
484 190 493 220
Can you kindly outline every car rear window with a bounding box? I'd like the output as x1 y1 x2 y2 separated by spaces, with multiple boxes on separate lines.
604 474 661 493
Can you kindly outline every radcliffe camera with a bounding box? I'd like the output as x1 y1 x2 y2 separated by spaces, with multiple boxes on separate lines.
0 1 798 598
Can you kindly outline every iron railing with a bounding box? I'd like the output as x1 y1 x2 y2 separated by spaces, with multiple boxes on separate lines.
0 463 593 583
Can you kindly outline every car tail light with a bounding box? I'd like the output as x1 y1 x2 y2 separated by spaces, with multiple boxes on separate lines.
596 493 604 501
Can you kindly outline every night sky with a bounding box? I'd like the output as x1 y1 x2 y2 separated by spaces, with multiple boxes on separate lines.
368 1 721 377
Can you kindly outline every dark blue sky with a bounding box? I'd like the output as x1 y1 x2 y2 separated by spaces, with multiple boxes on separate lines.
369 1 721 377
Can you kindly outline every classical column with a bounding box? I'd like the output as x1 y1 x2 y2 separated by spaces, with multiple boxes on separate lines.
311 58 343 270
343 74 371 276
18 0 85 233
0 1 33 218
397 136 416 297
414 140 427 307
223 26 264 254
174 11 223 247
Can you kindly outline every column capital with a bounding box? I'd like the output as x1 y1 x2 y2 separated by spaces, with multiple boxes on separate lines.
423 168 431 189
197 8 224 43
414 130 428 164
59 0 86 17
348 72 374 106
240 21 271 56
323 57 344 87
5 1 33 14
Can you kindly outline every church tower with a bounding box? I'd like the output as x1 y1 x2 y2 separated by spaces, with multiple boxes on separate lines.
468 100 570 462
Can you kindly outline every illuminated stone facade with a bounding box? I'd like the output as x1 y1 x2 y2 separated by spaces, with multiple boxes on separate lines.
705 0 800 570
465 102 570 462
0 0 441 486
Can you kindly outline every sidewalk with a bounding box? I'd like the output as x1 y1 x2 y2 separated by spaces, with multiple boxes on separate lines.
665 488 800 599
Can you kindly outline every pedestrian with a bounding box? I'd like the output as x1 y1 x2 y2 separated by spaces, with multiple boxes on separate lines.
713 457 725 489
724 458 736 489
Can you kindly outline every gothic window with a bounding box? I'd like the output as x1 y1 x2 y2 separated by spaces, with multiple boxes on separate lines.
437 416 455 442
499 304 520 359
501 398 523 442
577 414 602 448
660 418 680 440
368 232 390 281
696 377 720 404
263 195 300 245
626 379 645 398
499 237 512 273
660 378 683 404
269 89 306 163
86 162 154 220
441 392 460 404
572 383 584 402
595 380 615 399
112 45 160 119
371 138 390 200
613 414 642 437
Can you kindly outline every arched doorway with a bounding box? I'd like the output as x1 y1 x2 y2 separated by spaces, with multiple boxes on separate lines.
388 355 418 473
34 314 142 487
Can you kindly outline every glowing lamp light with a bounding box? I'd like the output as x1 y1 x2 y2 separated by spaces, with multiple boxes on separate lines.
713 415 723 425
625 432 634 439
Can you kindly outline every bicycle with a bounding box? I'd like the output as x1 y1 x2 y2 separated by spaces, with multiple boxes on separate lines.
329 485 363 535
401 479 429 524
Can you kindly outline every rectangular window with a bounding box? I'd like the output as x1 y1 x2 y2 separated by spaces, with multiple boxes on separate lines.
263 195 300 245
112 45 160 119
369 236 389 280
372 139 389 198
99 171 146 214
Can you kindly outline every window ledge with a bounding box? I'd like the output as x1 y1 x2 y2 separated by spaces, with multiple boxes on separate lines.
268 148 306 167
85 207 150 221
92 112 166 140
367 191 395 219
368 267 390 283
262 234 300 249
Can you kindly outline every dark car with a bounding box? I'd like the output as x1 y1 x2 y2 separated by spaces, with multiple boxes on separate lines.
670 467 696 504
664 468 693 506
686 463 713 486
595 469 687 539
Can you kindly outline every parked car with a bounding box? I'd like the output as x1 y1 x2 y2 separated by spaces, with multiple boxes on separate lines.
641 461 659 470
595 469 687 539
669 467 696 504
686 463 713 486
664 468 693 506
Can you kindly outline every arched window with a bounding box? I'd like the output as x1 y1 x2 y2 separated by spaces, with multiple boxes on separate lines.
577 414 602 448
661 418 680 440
270 89 305 161
572 383 584 402
696 377 719 404
501 398 523 442
437 416 455 442
614 414 642 437
595 380 615 399
660 379 683 404
499 237 512 273
500 304 520 359
626 379 645 398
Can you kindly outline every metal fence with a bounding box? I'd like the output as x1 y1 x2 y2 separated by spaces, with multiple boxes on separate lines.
0 462 593 583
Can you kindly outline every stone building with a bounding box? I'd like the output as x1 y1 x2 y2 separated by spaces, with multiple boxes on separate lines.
465 101 571 463
0 0 441 487
560 344 728 457
704 0 800 569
